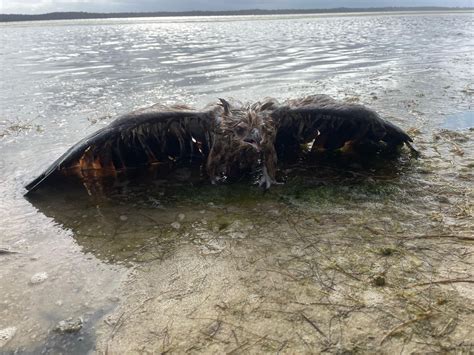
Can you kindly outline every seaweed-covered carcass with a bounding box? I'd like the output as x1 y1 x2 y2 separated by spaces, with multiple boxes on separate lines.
24 95 417 194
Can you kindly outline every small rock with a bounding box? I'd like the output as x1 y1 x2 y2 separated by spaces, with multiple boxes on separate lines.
379 247 396 256
54 318 83 333
171 222 181 230
178 213 185 221
0 327 17 348
372 276 386 287
30 272 48 284
119 215 128 221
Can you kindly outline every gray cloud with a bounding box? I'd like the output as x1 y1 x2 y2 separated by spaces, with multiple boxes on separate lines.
1 0 472 14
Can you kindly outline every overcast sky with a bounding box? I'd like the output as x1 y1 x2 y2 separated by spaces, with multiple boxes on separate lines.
1 0 473 14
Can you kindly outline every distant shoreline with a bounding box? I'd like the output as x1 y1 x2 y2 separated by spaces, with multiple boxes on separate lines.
1 7 473 23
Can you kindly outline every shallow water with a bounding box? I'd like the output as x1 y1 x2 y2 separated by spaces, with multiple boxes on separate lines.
442 111 474 130
1 12 473 353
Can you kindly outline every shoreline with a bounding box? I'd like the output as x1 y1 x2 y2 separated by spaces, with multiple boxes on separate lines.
1 7 473 23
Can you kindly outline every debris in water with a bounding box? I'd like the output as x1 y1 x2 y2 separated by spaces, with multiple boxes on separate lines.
379 247 396 256
0 247 19 255
200 240 225 255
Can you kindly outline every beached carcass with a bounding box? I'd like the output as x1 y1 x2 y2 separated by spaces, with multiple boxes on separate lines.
24 95 417 194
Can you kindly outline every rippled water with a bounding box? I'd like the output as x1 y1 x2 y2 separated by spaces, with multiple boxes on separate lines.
1 12 473 353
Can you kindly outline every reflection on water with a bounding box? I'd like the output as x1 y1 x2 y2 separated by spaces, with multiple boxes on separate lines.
25 153 412 264
1 12 473 353
441 111 474 130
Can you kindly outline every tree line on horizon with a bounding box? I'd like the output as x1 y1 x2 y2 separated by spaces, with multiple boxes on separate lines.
1 7 472 22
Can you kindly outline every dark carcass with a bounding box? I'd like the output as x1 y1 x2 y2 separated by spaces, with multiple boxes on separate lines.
24 95 417 194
